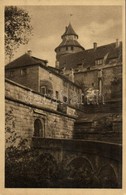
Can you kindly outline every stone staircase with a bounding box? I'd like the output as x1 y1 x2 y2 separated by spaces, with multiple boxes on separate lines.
74 100 122 144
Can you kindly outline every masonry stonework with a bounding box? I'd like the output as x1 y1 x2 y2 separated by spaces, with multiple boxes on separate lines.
5 21 122 188
74 63 122 101
5 79 76 148
5 66 39 92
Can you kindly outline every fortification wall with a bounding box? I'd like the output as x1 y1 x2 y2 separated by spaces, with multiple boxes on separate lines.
5 79 76 148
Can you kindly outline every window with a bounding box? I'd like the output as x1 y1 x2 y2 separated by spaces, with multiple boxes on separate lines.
34 119 43 137
9 70 14 77
66 46 68 51
81 94 85 104
21 68 27 76
48 89 53 96
95 59 103 65
63 96 68 103
56 91 59 99
92 83 94 87
40 86 46 95
109 58 118 64
71 46 74 51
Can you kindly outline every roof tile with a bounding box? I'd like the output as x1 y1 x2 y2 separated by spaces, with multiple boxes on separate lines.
5 53 47 69
61 23 78 38
59 42 122 69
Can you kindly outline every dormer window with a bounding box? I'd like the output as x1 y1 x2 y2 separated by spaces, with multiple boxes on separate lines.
9 70 14 77
109 58 118 64
21 68 27 76
95 59 103 65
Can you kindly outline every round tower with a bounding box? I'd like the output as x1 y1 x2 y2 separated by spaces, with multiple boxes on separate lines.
55 23 84 63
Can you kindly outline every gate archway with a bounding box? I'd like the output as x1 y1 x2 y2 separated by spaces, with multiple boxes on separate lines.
34 119 44 137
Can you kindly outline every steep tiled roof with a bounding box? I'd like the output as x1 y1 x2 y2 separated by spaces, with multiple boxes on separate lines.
5 53 48 69
55 39 84 51
5 53 81 88
59 42 122 69
61 23 78 38
55 23 84 51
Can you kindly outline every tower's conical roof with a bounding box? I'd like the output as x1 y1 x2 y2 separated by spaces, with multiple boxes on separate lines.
61 23 78 38
55 23 84 58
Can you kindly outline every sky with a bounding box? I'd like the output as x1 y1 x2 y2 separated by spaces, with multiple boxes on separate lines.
10 5 122 67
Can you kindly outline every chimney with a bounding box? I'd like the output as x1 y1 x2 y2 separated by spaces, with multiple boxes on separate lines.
116 39 119 48
55 60 59 68
44 60 48 66
93 42 97 50
27 50 32 56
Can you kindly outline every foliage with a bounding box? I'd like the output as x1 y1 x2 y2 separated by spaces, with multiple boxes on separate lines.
5 108 29 150
5 6 33 61
5 109 59 187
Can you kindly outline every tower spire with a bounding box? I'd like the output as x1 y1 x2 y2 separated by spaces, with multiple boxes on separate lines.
55 22 84 64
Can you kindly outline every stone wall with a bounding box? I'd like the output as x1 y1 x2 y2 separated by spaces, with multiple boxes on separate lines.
5 66 39 92
74 101 122 144
5 79 76 148
38 66 82 106
5 64 82 108
56 46 83 61
74 63 122 101
75 69 98 89
103 65 122 99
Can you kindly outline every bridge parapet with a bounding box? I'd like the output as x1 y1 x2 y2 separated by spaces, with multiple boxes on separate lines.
32 138 121 161
32 138 122 188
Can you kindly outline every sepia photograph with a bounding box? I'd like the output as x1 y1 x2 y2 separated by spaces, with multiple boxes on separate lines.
3 0 124 191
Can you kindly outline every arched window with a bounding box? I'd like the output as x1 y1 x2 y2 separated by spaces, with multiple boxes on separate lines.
34 119 44 137
40 86 46 95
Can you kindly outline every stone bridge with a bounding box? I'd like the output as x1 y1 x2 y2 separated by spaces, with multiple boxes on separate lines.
32 138 122 188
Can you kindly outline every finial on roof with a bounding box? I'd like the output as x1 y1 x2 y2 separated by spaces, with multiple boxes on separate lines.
61 22 78 38
116 38 119 48
69 14 73 24
27 50 32 56
93 42 97 50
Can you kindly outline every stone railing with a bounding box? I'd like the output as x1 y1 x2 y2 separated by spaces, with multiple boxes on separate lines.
32 138 122 188
5 79 77 118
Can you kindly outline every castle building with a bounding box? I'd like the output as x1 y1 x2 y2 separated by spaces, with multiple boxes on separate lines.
5 22 122 148
5 21 122 188
55 24 122 103
5 51 82 108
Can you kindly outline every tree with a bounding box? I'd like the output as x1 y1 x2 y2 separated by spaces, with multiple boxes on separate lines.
5 6 33 61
